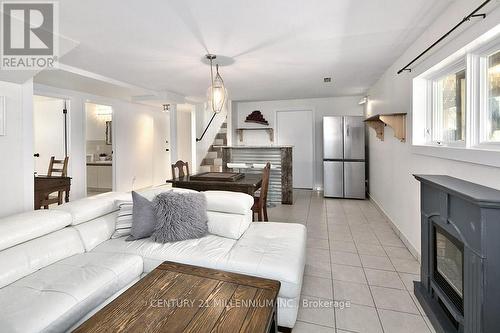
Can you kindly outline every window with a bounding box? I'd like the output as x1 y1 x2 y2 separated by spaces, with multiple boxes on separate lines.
486 50 500 142
432 69 466 144
413 28 500 159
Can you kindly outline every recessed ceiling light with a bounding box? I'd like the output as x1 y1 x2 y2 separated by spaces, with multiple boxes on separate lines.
323 77 332 83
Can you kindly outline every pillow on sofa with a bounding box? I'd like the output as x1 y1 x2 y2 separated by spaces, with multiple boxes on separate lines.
111 201 133 238
151 191 208 243
126 191 156 241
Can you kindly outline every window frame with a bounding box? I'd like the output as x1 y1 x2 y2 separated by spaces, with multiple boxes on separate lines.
425 60 467 148
413 29 500 162
475 41 500 149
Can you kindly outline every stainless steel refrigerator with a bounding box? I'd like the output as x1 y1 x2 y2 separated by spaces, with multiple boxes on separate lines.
323 116 366 199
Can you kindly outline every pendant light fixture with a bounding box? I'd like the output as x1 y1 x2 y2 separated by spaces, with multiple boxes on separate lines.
206 54 227 113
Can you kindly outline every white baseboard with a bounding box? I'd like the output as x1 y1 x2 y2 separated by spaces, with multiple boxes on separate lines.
368 194 421 263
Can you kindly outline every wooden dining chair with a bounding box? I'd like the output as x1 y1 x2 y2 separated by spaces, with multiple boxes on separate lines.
171 160 190 178
252 162 271 222
42 156 69 208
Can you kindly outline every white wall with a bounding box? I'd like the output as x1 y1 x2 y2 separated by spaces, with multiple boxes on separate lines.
0 80 34 217
34 84 170 199
234 96 363 189
366 0 500 255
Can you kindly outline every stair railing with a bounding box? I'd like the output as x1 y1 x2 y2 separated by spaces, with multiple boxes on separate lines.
196 112 217 142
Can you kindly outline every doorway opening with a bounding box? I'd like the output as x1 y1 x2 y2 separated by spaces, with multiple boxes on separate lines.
33 95 69 176
85 102 114 196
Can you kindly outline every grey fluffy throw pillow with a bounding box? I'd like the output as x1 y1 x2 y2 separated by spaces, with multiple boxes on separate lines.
151 191 208 243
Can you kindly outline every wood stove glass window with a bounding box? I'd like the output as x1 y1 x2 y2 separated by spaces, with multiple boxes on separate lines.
435 227 464 301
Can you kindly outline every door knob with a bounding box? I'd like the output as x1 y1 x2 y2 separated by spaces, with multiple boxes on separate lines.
34 153 40 157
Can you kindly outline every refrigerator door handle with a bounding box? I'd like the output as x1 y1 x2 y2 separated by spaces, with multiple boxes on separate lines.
346 124 350 137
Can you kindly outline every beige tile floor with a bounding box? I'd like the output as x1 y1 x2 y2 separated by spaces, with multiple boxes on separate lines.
267 190 435 333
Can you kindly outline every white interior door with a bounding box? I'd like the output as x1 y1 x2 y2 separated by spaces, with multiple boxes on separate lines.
277 110 314 189
33 96 66 175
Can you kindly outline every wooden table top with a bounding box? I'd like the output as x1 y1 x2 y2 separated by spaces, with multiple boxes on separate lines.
73 261 280 333
167 173 262 186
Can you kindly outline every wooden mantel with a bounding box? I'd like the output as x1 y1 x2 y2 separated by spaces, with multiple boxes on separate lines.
364 113 407 142
236 128 274 142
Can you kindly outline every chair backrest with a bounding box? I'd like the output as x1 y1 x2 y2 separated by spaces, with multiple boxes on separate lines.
259 162 271 205
47 156 69 177
171 160 190 178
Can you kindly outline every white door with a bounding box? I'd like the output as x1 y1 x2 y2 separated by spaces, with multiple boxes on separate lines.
33 96 66 175
277 110 314 189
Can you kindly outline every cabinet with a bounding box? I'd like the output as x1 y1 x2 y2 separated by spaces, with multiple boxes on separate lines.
87 165 112 190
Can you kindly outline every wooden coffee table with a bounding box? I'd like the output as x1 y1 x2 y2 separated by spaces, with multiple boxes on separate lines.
74 261 280 333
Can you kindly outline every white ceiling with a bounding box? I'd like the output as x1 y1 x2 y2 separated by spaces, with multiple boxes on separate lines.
55 0 454 101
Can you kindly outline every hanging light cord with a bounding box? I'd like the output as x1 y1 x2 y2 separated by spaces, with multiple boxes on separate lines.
197 56 218 142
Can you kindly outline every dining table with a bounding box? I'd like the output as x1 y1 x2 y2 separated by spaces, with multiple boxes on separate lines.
166 172 262 196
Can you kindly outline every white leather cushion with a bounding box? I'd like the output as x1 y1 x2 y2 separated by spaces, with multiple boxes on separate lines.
136 185 197 200
204 191 254 215
0 228 85 288
0 252 143 333
73 212 117 251
92 234 236 273
55 192 130 225
207 211 252 239
0 210 72 251
220 222 306 299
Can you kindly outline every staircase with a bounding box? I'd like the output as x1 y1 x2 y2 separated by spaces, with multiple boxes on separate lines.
199 122 227 172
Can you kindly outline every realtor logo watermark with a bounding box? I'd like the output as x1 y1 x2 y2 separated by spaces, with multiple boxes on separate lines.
1 1 58 70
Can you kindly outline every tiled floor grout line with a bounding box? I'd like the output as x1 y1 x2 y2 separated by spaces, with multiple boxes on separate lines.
358 200 433 333
324 197 338 331
349 200 386 333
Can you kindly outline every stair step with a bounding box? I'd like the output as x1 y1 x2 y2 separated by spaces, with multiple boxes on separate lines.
206 151 218 159
210 165 223 172
209 145 221 152
213 158 222 166
215 132 227 140
199 165 211 173
213 139 224 145
201 158 215 166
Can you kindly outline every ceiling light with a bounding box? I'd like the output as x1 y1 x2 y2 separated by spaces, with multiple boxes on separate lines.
206 54 227 113
358 96 368 105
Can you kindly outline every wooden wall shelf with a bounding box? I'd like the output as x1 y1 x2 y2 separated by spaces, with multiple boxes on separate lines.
364 113 407 142
236 128 274 142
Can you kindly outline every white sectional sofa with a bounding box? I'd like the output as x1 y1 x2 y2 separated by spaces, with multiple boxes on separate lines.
0 188 306 332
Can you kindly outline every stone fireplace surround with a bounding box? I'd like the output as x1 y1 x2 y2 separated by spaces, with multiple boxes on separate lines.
414 175 500 333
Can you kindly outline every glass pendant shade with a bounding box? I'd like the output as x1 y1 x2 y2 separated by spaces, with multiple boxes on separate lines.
207 63 227 113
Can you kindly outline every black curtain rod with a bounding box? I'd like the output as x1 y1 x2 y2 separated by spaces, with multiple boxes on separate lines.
397 0 491 74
